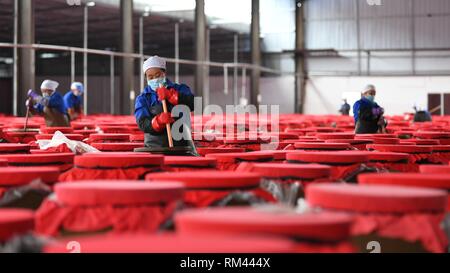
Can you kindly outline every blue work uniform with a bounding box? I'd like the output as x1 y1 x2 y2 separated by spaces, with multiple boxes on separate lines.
353 97 383 134
34 92 67 115
64 91 83 113
134 79 195 148
339 103 351 116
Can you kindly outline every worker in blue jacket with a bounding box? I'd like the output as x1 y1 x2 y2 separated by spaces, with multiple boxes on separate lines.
64 82 84 121
26 79 70 127
353 84 387 134
135 56 195 148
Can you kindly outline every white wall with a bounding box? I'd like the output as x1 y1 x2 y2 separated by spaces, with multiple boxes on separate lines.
304 76 450 115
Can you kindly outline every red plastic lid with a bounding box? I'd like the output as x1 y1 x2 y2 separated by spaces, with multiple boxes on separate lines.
366 152 410 162
206 152 274 163
292 139 324 143
395 131 414 137
0 153 74 164
3 131 38 137
175 208 353 242
146 171 261 189
29 150 63 154
401 139 441 145
305 127 340 133
130 134 144 142
420 165 450 174
75 153 163 168
164 156 216 167
246 163 331 179
40 127 74 134
44 234 293 253
414 132 450 139
287 151 369 164
358 173 450 190
316 133 355 140
440 139 450 145
0 144 31 153
223 138 270 144
370 138 400 145
248 150 292 161
71 121 96 130
0 159 7 167
355 134 397 139
88 134 130 142
35 134 84 141
0 167 60 186
325 139 373 145
91 143 144 152
294 142 351 151
306 183 447 213
269 132 300 140
55 181 184 206
8 123 40 129
99 125 132 131
426 145 450 152
74 129 97 135
0 209 35 241
367 144 433 153
196 147 245 156
298 136 319 140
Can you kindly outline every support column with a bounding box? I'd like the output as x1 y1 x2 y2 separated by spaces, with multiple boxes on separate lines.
17 0 35 116
250 0 261 108
175 22 180 83
195 0 206 103
233 34 239 106
83 4 88 114
295 0 307 114
204 27 210 106
120 0 134 115
139 16 145 93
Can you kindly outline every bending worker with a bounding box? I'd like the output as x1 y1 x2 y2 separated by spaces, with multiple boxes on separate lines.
64 82 84 121
135 56 195 148
26 79 70 127
353 84 387 134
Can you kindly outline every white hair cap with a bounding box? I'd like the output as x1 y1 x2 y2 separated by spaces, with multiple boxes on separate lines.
143 56 166 73
362 84 376 93
71 82 84 93
41 80 59 91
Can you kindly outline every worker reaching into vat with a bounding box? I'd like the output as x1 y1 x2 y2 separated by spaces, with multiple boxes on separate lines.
353 84 387 134
135 56 195 149
26 80 70 127
64 82 84 121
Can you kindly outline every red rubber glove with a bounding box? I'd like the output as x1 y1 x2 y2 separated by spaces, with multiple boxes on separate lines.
151 112 175 132
156 87 179 105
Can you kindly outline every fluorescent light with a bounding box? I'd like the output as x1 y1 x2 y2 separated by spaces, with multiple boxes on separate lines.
205 0 251 25
134 0 251 24
0 57 13 64
40 53 59 59
136 0 195 12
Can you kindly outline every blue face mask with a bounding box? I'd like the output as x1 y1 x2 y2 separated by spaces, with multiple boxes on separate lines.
42 91 54 98
147 77 166 90
365 95 375 103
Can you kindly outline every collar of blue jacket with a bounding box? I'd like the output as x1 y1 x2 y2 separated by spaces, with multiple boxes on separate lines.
353 97 380 123
142 78 176 94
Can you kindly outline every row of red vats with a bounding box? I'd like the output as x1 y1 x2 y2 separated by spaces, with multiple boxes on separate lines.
0 113 449 253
